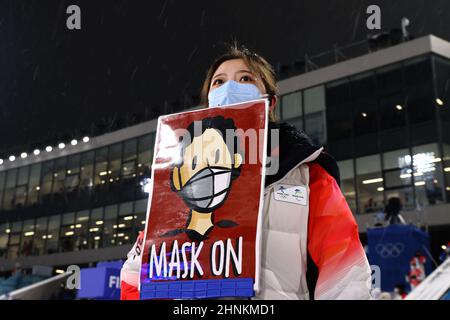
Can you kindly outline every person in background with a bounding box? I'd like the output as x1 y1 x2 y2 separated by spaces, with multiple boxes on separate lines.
385 197 406 225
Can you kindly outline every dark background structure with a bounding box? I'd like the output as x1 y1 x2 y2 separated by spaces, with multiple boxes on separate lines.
1 0 449 155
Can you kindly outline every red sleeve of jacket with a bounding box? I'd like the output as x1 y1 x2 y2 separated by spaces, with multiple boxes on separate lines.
307 163 372 300
120 231 144 300
120 280 140 300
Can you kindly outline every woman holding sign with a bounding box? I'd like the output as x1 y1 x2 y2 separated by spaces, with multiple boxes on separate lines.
121 44 372 300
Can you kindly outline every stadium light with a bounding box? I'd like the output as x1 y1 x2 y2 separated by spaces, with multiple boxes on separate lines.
0 159 3 165
362 178 383 184
58 142 65 149
71 139 78 146
9 155 15 162
396 104 403 110
83 136 90 143
33 149 40 155
436 98 444 106
20 152 27 159
46 146 53 152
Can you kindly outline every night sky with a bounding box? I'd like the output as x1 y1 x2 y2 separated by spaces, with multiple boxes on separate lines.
1 0 450 156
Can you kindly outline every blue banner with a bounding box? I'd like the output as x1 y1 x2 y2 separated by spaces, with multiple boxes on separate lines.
367 224 433 292
77 266 121 300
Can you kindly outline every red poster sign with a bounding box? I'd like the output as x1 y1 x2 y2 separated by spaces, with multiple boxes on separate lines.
140 99 268 299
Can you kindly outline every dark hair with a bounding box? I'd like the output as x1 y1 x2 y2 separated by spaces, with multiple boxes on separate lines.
385 197 402 215
174 116 242 178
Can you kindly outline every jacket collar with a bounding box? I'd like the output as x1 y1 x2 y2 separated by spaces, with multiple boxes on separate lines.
264 121 340 188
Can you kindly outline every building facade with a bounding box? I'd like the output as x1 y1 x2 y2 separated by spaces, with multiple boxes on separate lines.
1 35 450 271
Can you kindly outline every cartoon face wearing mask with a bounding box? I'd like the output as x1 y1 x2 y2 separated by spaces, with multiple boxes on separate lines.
169 116 243 241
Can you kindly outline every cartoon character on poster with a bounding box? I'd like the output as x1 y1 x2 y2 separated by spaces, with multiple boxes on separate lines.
139 100 269 300
163 116 243 241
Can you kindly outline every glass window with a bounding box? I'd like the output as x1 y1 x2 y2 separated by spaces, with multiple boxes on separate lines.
376 63 403 93
117 202 134 245
434 55 450 124
2 169 17 210
354 100 378 136
379 94 406 130
41 161 54 203
0 222 10 258
443 143 450 202
65 154 80 193
384 149 411 170
7 235 21 259
304 86 325 114
0 171 5 210
17 166 29 186
281 91 302 120
338 159 356 214
103 205 118 247
52 157 67 195
27 163 41 206
8 221 22 259
11 221 22 233
383 149 413 189
404 56 432 87
123 139 137 180
33 217 48 256
350 71 376 101
407 86 435 126
80 151 94 190
74 210 89 251
137 134 155 178
134 199 148 230
109 143 122 181
14 185 27 208
88 207 104 249
305 112 326 145
15 165 30 208
94 147 108 186
123 139 137 162
20 219 35 257
412 143 445 206
356 154 384 214
304 86 327 145
325 79 353 152
60 212 75 252
326 78 351 106
46 215 60 254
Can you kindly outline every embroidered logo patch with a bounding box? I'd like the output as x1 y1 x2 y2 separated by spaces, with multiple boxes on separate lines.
273 184 308 206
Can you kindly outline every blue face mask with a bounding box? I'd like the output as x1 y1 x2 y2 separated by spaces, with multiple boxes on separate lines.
208 80 262 107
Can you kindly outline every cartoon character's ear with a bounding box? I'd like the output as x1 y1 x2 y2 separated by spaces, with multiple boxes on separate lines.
233 153 243 169
171 166 182 191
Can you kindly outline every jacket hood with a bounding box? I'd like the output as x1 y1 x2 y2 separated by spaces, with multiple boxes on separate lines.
264 121 340 187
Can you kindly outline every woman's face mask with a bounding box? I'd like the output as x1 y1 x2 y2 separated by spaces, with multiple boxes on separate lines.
208 80 262 107
178 166 232 212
